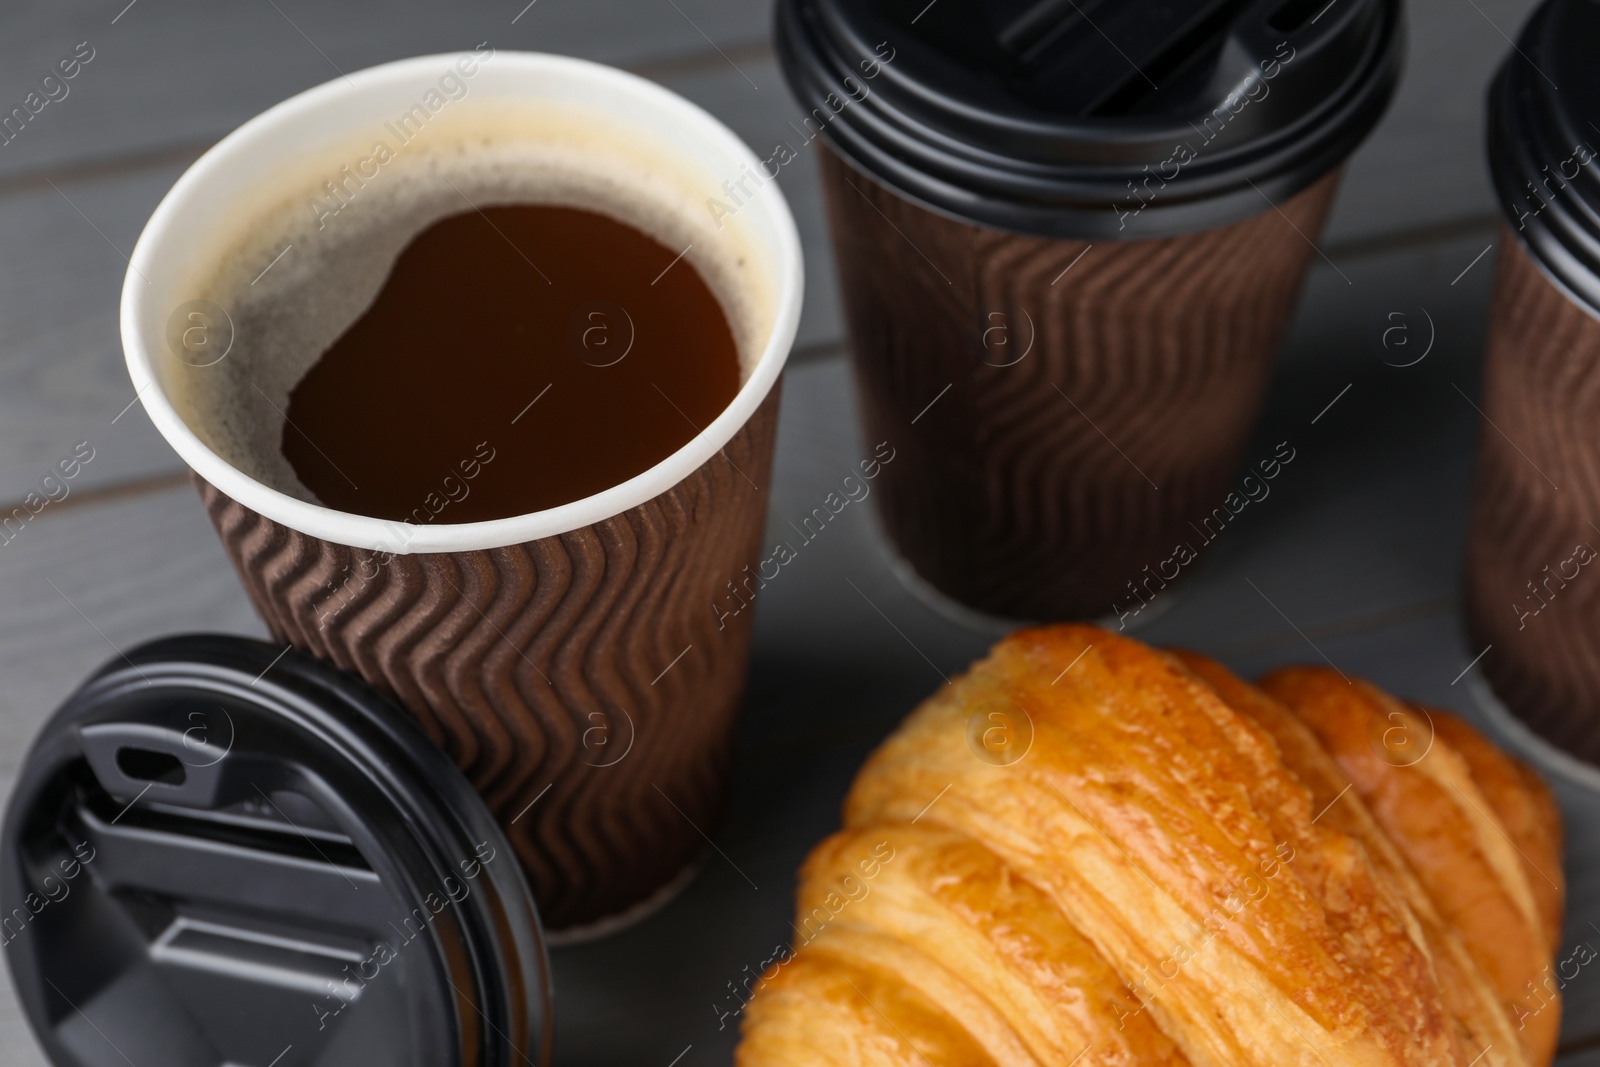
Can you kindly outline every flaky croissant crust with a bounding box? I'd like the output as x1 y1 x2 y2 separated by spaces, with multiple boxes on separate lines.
736 625 1565 1067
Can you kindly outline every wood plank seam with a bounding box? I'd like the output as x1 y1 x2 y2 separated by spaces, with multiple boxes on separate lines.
0 40 778 203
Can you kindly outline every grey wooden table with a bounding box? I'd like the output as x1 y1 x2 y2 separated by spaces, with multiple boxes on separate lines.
2 0 1596 1064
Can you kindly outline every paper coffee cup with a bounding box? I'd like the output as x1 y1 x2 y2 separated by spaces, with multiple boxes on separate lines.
121 52 803 935
777 0 1400 621
1468 0 1600 767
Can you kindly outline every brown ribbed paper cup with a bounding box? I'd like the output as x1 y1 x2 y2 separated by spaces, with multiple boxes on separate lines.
1466 235 1600 763
819 147 1339 619
1466 0 1600 766
193 394 779 932
778 0 1401 621
121 54 804 934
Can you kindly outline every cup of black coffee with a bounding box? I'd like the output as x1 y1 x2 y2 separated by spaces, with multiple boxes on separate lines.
121 51 803 937
776 0 1401 622
1466 0 1600 766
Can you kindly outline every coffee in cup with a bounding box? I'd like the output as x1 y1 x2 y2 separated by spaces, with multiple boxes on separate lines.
282 203 743 521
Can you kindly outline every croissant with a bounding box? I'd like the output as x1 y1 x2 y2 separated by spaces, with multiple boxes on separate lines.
736 625 1565 1067
1181 656 1552 1067
1255 668 1564 1064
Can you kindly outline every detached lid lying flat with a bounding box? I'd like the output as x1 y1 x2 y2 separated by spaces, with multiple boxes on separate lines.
1489 0 1600 318
1 635 551 1067
776 0 1403 238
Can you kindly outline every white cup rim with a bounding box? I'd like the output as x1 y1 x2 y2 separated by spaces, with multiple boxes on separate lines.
121 51 803 555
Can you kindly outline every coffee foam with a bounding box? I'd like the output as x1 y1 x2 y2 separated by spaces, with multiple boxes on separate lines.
164 95 777 507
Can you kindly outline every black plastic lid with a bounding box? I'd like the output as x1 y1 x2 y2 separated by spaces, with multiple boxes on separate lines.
775 0 1404 238
1488 0 1600 319
1 635 552 1067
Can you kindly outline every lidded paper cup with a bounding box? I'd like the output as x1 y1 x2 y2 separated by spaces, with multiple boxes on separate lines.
776 0 1401 621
